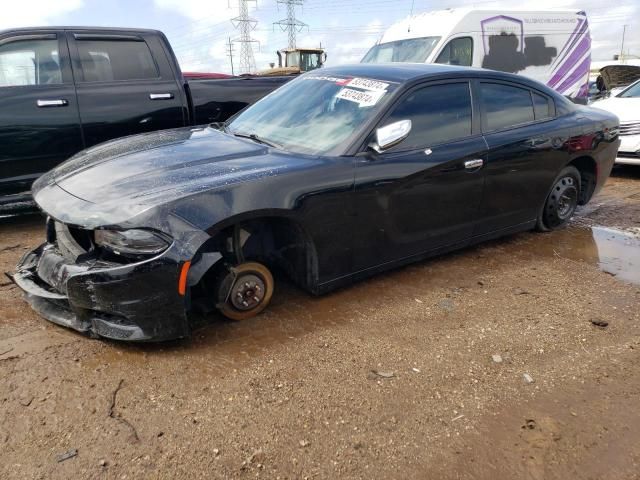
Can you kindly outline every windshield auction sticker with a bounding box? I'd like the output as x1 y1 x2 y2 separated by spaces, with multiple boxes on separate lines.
336 88 385 107
347 77 389 92
303 75 351 85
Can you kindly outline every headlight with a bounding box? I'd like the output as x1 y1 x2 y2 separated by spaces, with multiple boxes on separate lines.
94 229 170 256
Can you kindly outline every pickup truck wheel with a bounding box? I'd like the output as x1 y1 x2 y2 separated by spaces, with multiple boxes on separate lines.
216 262 274 321
536 166 581 231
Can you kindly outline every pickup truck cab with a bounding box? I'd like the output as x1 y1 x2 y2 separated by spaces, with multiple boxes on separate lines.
0 27 291 205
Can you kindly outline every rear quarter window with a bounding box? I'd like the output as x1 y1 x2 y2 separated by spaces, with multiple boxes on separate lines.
532 92 553 120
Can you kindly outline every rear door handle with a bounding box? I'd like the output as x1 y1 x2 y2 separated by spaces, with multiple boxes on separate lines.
464 159 484 170
149 93 174 100
37 99 68 108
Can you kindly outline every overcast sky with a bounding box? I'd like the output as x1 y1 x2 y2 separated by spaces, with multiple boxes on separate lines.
2 0 638 73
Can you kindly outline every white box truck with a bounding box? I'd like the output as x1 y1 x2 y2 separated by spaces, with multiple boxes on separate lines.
361 9 591 101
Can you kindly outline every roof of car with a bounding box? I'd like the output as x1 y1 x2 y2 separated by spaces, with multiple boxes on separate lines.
318 63 526 84
315 63 572 106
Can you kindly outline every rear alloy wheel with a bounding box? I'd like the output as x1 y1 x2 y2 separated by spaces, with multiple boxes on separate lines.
216 261 274 321
537 166 581 231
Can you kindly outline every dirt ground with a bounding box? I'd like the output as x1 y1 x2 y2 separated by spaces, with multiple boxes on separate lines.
1 166 639 480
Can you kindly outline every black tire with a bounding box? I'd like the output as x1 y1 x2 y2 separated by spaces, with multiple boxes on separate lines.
536 166 581 231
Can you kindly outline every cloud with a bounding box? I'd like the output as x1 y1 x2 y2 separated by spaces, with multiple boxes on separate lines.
587 4 640 60
155 0 281 73
154 0 237 23
318 19 385 66
0 0 84 29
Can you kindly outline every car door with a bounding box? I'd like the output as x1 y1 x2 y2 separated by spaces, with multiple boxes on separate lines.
67 31 188 148
352 80 487 272
0 31 83 195
475 81 564 234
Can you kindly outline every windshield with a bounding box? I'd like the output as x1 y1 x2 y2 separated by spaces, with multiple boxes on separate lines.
361 37 441 63
300 52 321 71
618 80 640 98
227 74 398 155
286 51 300 67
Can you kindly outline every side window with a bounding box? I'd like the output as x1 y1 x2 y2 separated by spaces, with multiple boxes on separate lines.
435 37 473 66
76 39 158 82
480 83 534 132
0 38 62 87
532 92 552 120
382 82 472 150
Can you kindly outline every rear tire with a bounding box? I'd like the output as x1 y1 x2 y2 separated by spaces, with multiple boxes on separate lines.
536 166 581 231
215 261 274 321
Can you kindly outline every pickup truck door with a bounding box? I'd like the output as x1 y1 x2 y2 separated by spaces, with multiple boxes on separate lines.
0 31 83 195
67 31 188 147
353 80 487 272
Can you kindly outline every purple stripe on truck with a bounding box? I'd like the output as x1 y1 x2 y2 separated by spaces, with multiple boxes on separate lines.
556 56 591 94
547 35 591 89
552 17 586 69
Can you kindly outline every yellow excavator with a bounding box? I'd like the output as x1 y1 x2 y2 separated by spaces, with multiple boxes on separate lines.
259 47 326 76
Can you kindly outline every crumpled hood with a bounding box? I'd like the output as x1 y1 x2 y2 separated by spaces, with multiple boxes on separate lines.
47 126 284 205
599 65 640 90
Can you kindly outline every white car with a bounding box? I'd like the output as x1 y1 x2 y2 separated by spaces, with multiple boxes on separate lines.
591 80 640 165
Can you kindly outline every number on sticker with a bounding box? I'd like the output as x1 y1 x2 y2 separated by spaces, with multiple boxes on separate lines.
347 78 389 92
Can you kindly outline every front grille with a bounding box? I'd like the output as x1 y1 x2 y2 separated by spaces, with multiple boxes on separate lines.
618 151 640 159
619 121 640 136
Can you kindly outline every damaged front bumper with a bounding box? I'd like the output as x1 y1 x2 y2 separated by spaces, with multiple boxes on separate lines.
11 242 190 342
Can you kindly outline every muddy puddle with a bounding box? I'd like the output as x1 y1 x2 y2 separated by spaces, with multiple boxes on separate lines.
515 226 640 285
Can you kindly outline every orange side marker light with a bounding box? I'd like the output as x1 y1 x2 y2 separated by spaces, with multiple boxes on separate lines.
178 261 191 296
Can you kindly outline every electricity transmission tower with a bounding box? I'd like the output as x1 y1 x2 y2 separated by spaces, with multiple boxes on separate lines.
274 0 307 50
232 0 258 74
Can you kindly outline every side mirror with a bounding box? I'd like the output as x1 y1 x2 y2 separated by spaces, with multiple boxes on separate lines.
369 119 412 153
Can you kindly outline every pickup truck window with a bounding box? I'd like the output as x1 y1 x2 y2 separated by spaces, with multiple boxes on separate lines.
77 40 158 82
0 38 62 87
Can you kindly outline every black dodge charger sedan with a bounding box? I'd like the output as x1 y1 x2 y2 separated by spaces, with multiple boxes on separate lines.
11 64 619 341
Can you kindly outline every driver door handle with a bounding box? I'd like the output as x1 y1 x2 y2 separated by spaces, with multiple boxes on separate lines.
149 93 174 100
37 99 68 108
464 159 484 170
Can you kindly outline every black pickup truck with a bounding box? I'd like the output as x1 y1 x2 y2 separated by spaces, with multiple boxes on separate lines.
0 26 292 207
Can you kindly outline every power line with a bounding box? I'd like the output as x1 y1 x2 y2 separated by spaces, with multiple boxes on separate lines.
273 0 308 49
232 0 259 74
